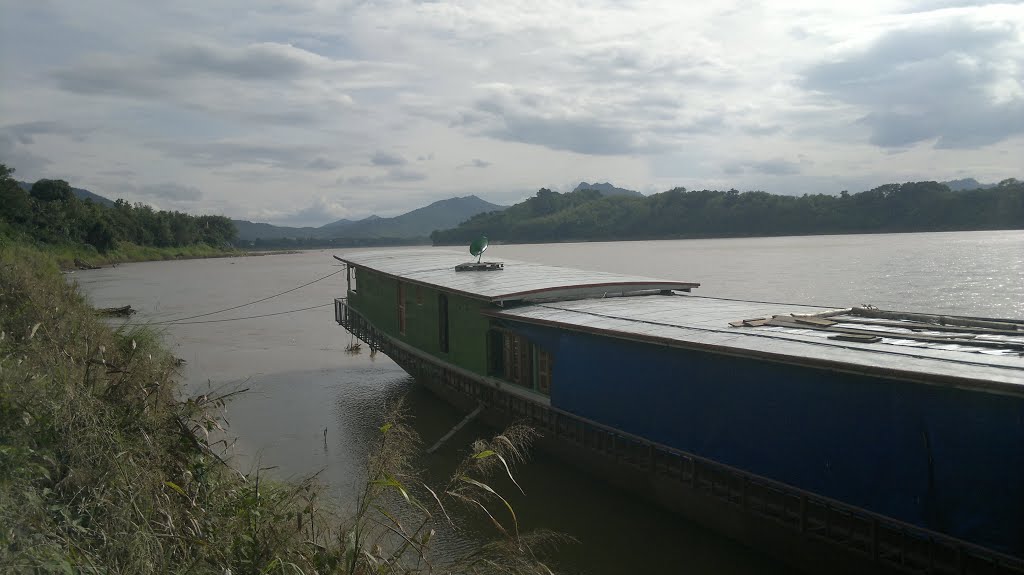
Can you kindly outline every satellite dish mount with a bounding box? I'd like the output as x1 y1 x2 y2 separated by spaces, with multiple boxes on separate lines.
455 235 503 272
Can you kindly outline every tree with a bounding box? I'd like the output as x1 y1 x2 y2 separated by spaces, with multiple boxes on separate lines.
0 164 32 224
85 220 117 253
29 179 74 203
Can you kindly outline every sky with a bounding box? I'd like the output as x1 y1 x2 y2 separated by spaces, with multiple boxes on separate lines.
1 0 1022 226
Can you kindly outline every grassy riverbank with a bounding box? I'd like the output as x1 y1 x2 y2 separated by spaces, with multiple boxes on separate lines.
0 244 554 574
0 223 242 269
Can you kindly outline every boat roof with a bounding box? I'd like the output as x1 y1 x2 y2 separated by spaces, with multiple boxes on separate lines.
487 295 1024 395
337 249 699 303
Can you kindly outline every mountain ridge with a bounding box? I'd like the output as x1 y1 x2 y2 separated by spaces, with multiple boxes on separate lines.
572 181 642 197
233 194 505 241
18 181 115 206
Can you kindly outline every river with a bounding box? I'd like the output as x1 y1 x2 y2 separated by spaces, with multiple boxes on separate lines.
74 230 1024 574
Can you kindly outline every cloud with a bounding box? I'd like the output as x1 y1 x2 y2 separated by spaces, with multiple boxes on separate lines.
250 195 351 227
0 133 50 176
724 159 802 176
3 121 91 144
149 140 335 171
803 20 1024 149
343 167 427 186
370 151 407 166
0 121 95 179
50 41 400 127
305 157 341 171
474 99 642 155
134 182 203 201
4 0 1023 221
383 168 427 182
459 158 492 169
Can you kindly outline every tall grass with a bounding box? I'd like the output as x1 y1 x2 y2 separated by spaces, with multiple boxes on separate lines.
0 244 559 574
0 227 242 269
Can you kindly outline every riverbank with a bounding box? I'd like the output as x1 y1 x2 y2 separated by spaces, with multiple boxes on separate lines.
48 242 243 270
0 244 553 574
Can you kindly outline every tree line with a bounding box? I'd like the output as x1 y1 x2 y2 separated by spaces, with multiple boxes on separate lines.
0 164 236 253
431 180 1024 245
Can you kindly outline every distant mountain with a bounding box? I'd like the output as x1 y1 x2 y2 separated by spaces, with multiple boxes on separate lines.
432 180 1024 245
18 180 115 206
233 195 505 241
230 220 321 241
572 181 643 197
943 178 997 192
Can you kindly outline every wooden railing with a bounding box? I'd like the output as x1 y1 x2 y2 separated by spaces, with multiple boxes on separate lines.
334 297 1024 575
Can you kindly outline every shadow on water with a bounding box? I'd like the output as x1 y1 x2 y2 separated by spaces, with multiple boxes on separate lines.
400 385 794 575
222 364 791 574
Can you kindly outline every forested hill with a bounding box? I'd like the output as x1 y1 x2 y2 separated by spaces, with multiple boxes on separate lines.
431 180 1024 245
17 180 114 206
232 195 504 242
1 164 236 253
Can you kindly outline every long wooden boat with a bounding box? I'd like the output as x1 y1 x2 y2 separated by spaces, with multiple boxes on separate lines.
333 249 1024 574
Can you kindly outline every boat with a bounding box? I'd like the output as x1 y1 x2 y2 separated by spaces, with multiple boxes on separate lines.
332 248 1024 574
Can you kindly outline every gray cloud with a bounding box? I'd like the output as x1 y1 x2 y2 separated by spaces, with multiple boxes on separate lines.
150 140 334 170
0 122 93 178
343 167 427 186
256 195 350 227
0 132 52 176
161 43 312 81
135 182 203 201
55 42 340 98
50 41 388 127
489 115 637 155
473 94 642 155
803 21 1024 148
724 159 802 176
460 158 491 169
384 167 427 182
370 151 407 166
306 157 341 171
97 168 137 178
3 121 91 144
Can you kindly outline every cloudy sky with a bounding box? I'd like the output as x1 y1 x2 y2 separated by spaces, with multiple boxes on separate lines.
1 0 1022 225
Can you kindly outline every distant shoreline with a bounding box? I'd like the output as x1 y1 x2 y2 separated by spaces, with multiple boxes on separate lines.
433 226 1024 247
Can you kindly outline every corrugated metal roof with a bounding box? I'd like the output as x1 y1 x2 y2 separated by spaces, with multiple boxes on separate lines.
336 249 699 302
487 295 1024 393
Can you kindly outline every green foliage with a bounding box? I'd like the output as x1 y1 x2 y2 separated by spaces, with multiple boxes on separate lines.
0 244 559 574
341 405 560 574
29 179 74 203
432 181 1024 244
0 166 32 224
0 163 237 256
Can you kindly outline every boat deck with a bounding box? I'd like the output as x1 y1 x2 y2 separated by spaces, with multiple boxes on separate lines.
338 249 1024 394
487 294 1024 394
338 250 699 303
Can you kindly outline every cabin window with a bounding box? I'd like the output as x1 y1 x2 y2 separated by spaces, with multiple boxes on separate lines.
397 281 407 335
488 329 551 394
347 265 358 293
537 349 552 395
438 293 450 353
503 333 533 388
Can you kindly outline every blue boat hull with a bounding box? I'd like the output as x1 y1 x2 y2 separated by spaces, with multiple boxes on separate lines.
508 322 1024 556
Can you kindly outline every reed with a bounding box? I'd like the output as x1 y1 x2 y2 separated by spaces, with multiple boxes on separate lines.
0 243 559 574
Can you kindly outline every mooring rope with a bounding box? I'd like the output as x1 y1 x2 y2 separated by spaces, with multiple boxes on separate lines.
152 267 344 324
161 303 333 325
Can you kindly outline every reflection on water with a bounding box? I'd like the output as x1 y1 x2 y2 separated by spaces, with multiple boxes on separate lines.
74 231 1024 574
